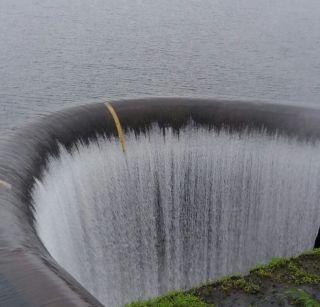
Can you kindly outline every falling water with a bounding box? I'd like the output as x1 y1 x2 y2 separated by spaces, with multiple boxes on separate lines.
33 125 320 307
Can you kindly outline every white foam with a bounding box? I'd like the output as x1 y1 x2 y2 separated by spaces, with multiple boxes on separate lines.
33 125 320 306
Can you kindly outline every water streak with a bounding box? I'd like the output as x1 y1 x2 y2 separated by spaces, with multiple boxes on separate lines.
33 125 320 306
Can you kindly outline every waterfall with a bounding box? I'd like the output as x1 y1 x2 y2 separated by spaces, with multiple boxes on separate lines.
33 124 320 307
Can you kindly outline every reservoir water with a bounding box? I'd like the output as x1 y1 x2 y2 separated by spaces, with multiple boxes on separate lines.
1 0 320 132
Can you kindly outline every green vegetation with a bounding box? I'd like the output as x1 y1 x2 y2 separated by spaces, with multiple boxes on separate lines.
126 249 320 307
287 288 320 307
210 275 260 294
250 255 320 285
125 292 214 307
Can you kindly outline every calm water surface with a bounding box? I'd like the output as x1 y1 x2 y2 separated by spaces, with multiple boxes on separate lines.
1 0 320 132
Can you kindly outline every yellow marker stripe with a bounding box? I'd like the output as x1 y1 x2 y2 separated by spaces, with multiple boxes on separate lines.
0 179 12 190
105 102 126 153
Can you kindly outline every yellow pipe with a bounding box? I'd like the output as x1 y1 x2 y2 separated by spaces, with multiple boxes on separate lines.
105 102 126 153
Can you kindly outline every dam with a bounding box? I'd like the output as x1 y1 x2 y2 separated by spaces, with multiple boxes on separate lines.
1 98 320 306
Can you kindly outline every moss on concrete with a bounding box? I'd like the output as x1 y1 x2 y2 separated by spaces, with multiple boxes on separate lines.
125 292 214 307
126 249 320 306
212 275 260 294
250 254 320 285
287 288 320 307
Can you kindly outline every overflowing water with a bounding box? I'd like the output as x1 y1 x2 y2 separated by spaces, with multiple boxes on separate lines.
33 125 320 306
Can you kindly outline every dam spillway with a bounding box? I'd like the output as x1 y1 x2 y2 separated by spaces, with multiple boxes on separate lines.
1 98 320 306
34 126 320 306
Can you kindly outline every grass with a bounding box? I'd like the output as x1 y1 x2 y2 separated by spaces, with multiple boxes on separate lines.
250 253 320 285
213 275 260 294
126 249 320 307
287 288 320 307
125 292 214 307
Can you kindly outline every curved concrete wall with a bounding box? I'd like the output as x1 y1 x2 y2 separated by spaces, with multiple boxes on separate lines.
1 98 320 306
